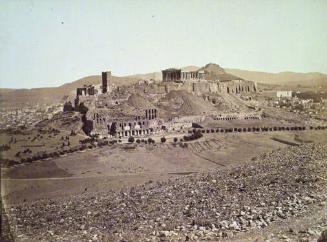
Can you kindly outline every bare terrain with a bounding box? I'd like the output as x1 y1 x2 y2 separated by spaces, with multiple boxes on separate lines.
1 129 327 241
1 134 327 241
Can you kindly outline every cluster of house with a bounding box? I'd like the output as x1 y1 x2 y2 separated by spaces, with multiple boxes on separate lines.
1 104 62 129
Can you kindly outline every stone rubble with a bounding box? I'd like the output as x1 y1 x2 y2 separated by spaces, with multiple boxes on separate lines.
5 143 327 241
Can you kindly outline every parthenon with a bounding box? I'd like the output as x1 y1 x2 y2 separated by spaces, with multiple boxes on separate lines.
162 68 205 82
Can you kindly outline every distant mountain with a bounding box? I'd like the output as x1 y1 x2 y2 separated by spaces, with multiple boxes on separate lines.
0 75 139 107
225 69 327 87
126 72 161 81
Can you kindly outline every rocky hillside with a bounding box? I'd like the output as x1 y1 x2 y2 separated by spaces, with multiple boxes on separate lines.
162 90 217 115
5 143 327 241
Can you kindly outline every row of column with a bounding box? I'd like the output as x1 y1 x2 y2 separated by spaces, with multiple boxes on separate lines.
163 72 181 81
226 85 252 94
181 72 201 80
216 116 260 121
145 109 157 119
116 129 154 137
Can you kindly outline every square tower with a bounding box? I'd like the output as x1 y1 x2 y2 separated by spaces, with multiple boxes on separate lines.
102 71 111 93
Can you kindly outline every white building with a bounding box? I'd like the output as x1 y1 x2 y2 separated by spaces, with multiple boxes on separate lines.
277 91 293 98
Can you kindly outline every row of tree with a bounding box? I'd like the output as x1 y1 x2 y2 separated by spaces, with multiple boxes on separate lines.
189 125 325 134
128 137 157 144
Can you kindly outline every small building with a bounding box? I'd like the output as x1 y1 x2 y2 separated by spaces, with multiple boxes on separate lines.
277 91 293 98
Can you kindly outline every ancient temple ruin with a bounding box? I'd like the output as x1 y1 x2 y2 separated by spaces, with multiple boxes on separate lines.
162 68 205 82
161 65 256 95
76 85 97 96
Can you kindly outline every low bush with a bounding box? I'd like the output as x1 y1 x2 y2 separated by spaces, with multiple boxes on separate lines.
183 130 203 141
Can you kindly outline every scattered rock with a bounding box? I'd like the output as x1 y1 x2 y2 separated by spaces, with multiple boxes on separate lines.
5 143 327 241
317 229 327 242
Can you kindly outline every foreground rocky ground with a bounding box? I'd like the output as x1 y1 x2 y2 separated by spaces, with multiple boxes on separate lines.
3 143 327 241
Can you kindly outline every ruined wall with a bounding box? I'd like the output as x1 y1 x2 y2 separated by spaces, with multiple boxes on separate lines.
193 82 211 95
144 84 166 94
208 82 219 93
219 80 256 94
164 82 193 93
91 109 162 138
147 79 255 96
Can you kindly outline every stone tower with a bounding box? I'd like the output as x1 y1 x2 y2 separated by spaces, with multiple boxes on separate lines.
102 71 111 93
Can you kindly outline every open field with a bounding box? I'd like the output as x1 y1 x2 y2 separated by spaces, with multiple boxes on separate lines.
2 137 326 241
2 130 327 206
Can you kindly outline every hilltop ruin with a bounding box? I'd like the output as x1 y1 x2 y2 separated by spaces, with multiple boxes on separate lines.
64 63 259 138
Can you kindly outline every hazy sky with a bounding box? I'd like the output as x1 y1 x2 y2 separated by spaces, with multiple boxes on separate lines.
0 0 327 89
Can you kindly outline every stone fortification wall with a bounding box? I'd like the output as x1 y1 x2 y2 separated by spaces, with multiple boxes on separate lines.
219 80 257 94
145 79 256 96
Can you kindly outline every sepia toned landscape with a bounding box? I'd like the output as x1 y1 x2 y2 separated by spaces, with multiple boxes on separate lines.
1 62 327 241
1 1 327 242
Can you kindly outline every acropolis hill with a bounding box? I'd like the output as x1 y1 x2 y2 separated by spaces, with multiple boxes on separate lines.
63 63 260 138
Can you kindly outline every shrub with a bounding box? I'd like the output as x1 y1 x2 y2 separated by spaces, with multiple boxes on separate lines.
109 140 117 145
173 137 178 143
25 157 32 163
183 130 203 141
79 145 86 151
128 136 135 143
161 137 166 143
136 139 141 144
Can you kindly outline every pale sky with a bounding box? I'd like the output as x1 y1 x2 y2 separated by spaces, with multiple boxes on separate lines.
0 0 327 89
